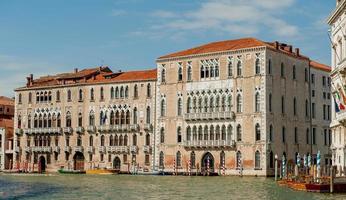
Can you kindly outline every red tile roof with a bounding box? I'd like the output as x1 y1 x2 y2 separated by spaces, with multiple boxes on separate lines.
18 67 157 89
310 61 331 72
157 37 309 60
0 96 14 106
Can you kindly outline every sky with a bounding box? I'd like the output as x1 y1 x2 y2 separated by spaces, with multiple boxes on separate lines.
0 0 336 97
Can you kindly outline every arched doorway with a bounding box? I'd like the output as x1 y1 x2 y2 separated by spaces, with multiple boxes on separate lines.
201 152 214 173
39 156 46 173
113 157 121 170
73 152 85 171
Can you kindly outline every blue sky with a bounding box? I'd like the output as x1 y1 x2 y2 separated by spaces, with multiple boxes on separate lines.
0 0 335 97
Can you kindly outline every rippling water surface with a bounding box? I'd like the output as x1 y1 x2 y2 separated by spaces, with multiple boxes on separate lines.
1 174 346 200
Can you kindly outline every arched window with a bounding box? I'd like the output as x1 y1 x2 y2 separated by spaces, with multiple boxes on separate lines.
269 151 274 168
89 111 95 126
109 135 113 146
115 87 119 98
193 97 197 112
124 135 128 146
205 66 209 78
306 128 310 144
269 125 273 142
198 126 203 141
111 87 115 99
221 96 226 112
190 151 196 168
255 92 260 112
177 98 183 116
187 97 192 113
200 65 205 79
120 111 125 125
145 134 150 146
210 125 214 140
125 110 130 125
48 91 52 102
115 111 120 125
79 89 83 101
90 88 94 101
269 93 272 112
255 123 261 141
57 113 61 127
160 99 166 117
237 125 242 141
89 135 93 146
146 106 151 124
236 151 242 168
280 62 285 77
210 65 214 77
132 134 137 146
198 97 203 113
176 151 181 167
66 112 72 127
210 96 214 112
134 84 138 98
184 126 190 141
227 125 232 141
100 87 104 100
237 60 242 76
221 125 226 140
101 135 105 146
67 90 72 102
160 128 165 144
255 58 260 74
204 96 208 112
100 111 106 125
215 95 220 112
227 95 232 111
293 97 297 116
56 90 61 102
177 127 182 143
187 63 192 81
78 112 83 127
236 94 242 113
114 135 119 146
255 151 261 169
293 65 296 80
119 135 124 146
133 107 138 124
228 58 233 77
204 125 208 140
159 151 164 168
77 135 82 146
120 86 124 98
193 126 197 141
268 59 272 74
147 83 151 97
110 111 115 125
215 62 219 77
125 86 129 98
28 92 32 103
161 68 166 83
215 125 220 140
17 115 22 128
27 114 32 128
178 66 183 81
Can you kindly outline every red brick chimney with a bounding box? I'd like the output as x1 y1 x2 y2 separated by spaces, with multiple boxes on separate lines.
295 48 300 56
274 41 279 50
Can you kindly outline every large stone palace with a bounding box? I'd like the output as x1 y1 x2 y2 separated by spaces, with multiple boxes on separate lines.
13 37 332 176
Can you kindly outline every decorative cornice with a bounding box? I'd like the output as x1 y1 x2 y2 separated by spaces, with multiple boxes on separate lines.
327 1 346 25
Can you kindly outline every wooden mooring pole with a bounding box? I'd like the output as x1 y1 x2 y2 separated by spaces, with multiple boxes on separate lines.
330 166 334 193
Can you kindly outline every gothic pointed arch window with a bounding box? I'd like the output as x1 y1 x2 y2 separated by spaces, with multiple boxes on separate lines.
67 90 72 102
125 86 129 98
89 111 95 126
215 62 219 77
255 150 261 169
187 97 192 113
205 66 209 78
198 126 203 141
215 125 221 140
111 87 115 99
228 57 233 77
134 84 138 98
190 151 196 168
110 110 115 125
114 135 119 146
115 111 120 125
161 67 166 83
187 62 192 81
119 135 123 146
77 135 82 146
204 96 208 112
293 65 296 80
145 133 150 146
176 151 182 167
255 57 260 75
293 97 297 116
210 64 214 77
89 135 93 146
210 96 214 112
120 86 124 98
204 125 208 140
237 124 242 141
178 65 183 81
255 92 260 112
200 65 205 79
215 95 220 112
79 89 83 101
100 87 104 101
28 92 32 103
126 110 130 124
66 111 72 127
192 126 197 141
109 135 113 146
147 83 151 97
160 99 166 117
146 106 151 124
101 135 105 146
281 62 285 77
236 94 242 113
237 60 242 76
78 112 83 127
198 97 203 113
133 107 138 124
57 113 61 128
186 126 191 141
210 125 214 140
221 125 226 140
160 127 165 144
227 125 232 141
115 87 119 98
177 98 183 116
120 111 125 125
132 134 137 146
177 127 182 143
255 123 261 141
90 88 94 101
269 93 272 112
124 135 128 146
221 95 226 112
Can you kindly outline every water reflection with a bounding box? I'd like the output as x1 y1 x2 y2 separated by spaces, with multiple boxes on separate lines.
1 174 346 200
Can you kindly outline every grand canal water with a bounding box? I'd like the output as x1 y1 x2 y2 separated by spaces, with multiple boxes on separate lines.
1 174 346 200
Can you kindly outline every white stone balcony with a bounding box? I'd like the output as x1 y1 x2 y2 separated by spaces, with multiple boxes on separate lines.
144 124 152 131
87 125 96 133
42 146 52 153
107 146 116 153
98 125 110 133
336 110 346 123
98 146 106 153
25 146 31 153
75 127 85 134
74 146 84 152
130 124 139 131
185 111 235 121
143 145 152 154
31 146 52 153
183 140 235 149
53 146 60 153
63 127 73 134
87 146 94 154
64 146 72 153
130 146 138 154
15 129 23 136
14 146 21 153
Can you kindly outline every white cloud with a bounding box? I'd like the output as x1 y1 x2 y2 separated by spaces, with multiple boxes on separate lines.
151 10 177 18
148 0 298 38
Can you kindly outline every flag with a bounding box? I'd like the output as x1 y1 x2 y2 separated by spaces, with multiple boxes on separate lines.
339 88 346 105
335 96 341 113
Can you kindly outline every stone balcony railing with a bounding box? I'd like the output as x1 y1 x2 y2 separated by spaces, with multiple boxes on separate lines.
24 127 62 135
53 146 60 153
107 146 129 154
25 146 31 153
130 145 138 154
87 146 94 154
87 125 97 133
98 146 106 153
336 111 346 123
74 146 84 153
64 146 72 153
31 146 52 153
63 127 73 134
143 145 152 154
185 111 235 121
183 140 235 149
144 124 152 131
75 127 85 134
15 129 23 136
98 125 111 133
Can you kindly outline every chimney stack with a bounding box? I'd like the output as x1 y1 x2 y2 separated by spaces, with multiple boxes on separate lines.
274 41 279 50
74 68 78 73
295 48 300 56
26 74 34 86
288 45 293 53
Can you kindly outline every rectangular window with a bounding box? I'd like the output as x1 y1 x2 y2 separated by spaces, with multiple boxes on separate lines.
312 103 315 119
311 74 315 84
322 76 326 86
294 127 298 144
327 105 330 120
312 128 316 145
324 129 327 146
323 92 326 99
282 127 286 143
312 90 315 97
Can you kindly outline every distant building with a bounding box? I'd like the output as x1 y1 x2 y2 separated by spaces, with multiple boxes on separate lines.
14 67 157 172
155 38 331 176
328 0 346 176
0 96 14 170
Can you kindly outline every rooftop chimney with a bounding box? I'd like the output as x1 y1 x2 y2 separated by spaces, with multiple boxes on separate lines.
274 41 279 50
74 68 78 73
288 45 293 53
26 74 34 86
295 48 300 56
